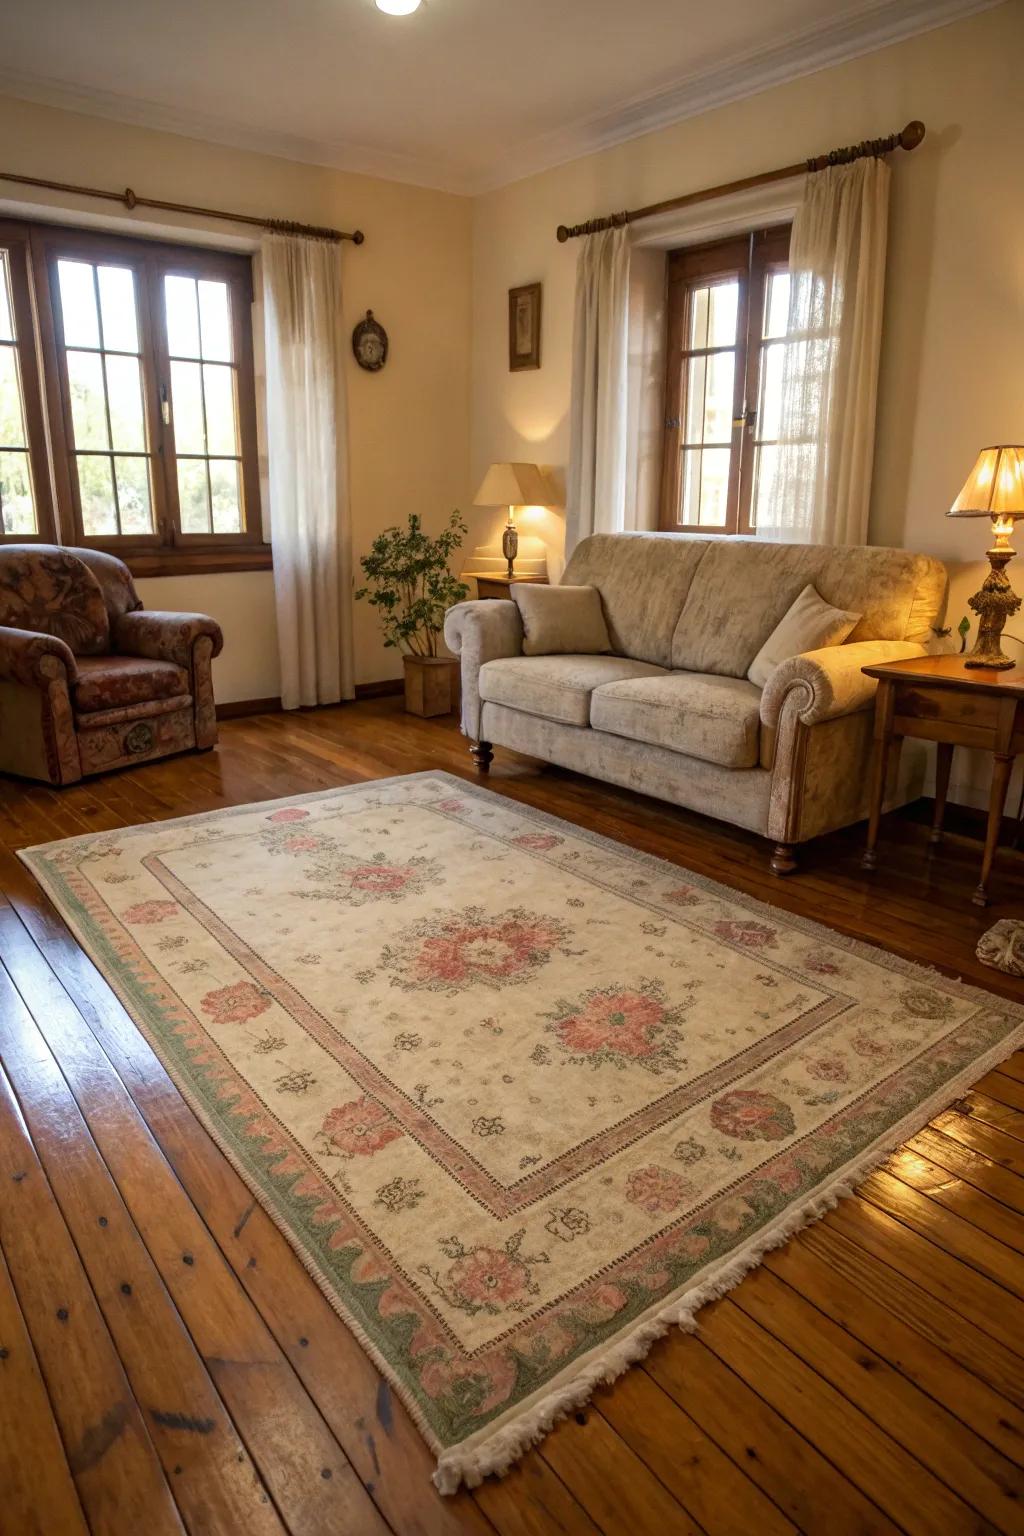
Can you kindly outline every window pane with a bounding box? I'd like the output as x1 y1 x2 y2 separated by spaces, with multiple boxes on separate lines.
703 350 734 443
688 286 710 350
0 347 27 447
210 459 241 533
57 260 100 349
114 456 153 534
0 450 36 534
105 354 146 452
177 458 211 532
764 271 791 341
203 364 237 455
751 444 781 530
757 341 786 442
0 254 13 343
97 266 139 353
77 455 118 535
165 275 200 358
198 280 232 362
170 360 205 453
708 282 739 347
681 446 730 527
683 355 706 445
67 350 110 449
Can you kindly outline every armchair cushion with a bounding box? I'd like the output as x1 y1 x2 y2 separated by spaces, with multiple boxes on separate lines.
0 547 109 654
73 655 190 715
113 610 224 669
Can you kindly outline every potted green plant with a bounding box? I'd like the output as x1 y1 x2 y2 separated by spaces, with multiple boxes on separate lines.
356 510 470 717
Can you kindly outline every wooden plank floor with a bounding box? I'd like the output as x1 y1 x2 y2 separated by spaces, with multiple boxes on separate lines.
1 697 1023 1536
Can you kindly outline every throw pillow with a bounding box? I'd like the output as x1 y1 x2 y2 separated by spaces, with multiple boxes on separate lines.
747 584 860 688
511 583 612 657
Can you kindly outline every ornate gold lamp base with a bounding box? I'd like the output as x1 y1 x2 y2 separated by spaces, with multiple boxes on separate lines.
965 544 1021 669
502 518 519 580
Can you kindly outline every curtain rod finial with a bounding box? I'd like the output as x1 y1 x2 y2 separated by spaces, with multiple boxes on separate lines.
901 120 926 152
556 225 569 243
352 229 366 245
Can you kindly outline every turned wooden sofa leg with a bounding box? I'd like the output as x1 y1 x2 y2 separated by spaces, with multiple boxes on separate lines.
470 740 494 773
770 842 798 876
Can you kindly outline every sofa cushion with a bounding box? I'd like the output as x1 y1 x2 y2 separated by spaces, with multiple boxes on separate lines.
671 540 948 678
511 583 612 656
0 546 110 655
590 672 762 769
747 584 860 688
73 654 190 715
561 533 711 667
478 654 667 727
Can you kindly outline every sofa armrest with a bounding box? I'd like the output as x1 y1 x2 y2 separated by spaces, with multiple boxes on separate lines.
443 600 524 738
0 627 77 689
114 610 224 669
760 640 926 731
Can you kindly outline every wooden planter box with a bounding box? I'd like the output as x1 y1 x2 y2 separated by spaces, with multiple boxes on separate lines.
403 655 460 718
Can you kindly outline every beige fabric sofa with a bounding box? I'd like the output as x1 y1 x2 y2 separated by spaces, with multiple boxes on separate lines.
444 533 948 872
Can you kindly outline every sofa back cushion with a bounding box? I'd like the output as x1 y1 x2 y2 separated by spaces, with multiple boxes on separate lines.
0 545 110 655
561 533 711 667
73 547 143 622
671 540 947 678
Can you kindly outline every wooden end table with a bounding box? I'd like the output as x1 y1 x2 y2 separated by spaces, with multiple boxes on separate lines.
861 654 1024 906
466 573 548 601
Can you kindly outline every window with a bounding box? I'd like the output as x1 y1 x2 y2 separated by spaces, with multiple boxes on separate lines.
0 223 55 539
660 226 791 535
0 220 266 573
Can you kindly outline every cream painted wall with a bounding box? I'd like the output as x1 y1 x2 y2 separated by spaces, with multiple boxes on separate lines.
0 92 473 701
470 1 1023 806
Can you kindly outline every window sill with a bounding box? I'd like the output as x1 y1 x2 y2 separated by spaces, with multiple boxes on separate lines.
122 545 273 579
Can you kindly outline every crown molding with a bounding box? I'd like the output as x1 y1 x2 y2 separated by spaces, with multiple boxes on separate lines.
0 0 1004 200
0 69 478 195
473 0 1003 194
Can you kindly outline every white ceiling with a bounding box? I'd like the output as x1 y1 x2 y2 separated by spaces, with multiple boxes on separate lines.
0 0 996 193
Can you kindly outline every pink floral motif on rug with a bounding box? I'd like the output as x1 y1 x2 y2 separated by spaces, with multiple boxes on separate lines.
20 772 1024 1492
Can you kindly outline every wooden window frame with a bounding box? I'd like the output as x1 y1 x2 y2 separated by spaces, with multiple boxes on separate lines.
659 225 791 536
0 221 58 543
28 221 269 577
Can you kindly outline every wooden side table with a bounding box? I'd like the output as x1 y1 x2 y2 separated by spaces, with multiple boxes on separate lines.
861 654 1024 906
465 573 548 601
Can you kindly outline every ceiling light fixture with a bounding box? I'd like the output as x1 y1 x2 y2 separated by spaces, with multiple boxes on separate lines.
375 0 421 13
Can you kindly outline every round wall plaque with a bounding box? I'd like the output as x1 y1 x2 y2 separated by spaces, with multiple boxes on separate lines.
352 310 388 371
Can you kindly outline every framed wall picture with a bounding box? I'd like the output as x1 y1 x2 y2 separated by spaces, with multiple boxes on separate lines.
508 282 541 371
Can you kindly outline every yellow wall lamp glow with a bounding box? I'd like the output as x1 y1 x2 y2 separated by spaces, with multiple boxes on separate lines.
473 463 551 579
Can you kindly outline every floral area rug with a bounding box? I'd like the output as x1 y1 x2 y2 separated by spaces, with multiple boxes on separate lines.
21 772 1024 1492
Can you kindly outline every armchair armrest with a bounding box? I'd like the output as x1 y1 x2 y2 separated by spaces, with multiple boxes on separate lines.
0 627 76 689
114 610 224 669
443 599 524 738
760 640 926 731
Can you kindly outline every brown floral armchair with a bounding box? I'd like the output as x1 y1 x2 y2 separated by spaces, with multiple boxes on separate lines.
0 545 223 784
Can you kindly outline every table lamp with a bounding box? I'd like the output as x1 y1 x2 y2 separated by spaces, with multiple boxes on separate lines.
473 462 549 579
948 445 1024 669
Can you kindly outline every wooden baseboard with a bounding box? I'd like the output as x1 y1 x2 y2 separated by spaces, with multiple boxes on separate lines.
216 696 281 720
216 678 404 721
354 678 404 700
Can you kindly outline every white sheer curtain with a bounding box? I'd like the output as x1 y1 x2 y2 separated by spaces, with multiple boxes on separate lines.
757 157 890 545
565 226 631 555
261 233 354 709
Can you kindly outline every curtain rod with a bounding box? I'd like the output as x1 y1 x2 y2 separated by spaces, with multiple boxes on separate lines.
0 169 365 244
555 120 925 243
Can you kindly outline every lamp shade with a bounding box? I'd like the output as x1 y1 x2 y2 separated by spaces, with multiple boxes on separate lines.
949 446 1024 518
473 462 549 508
